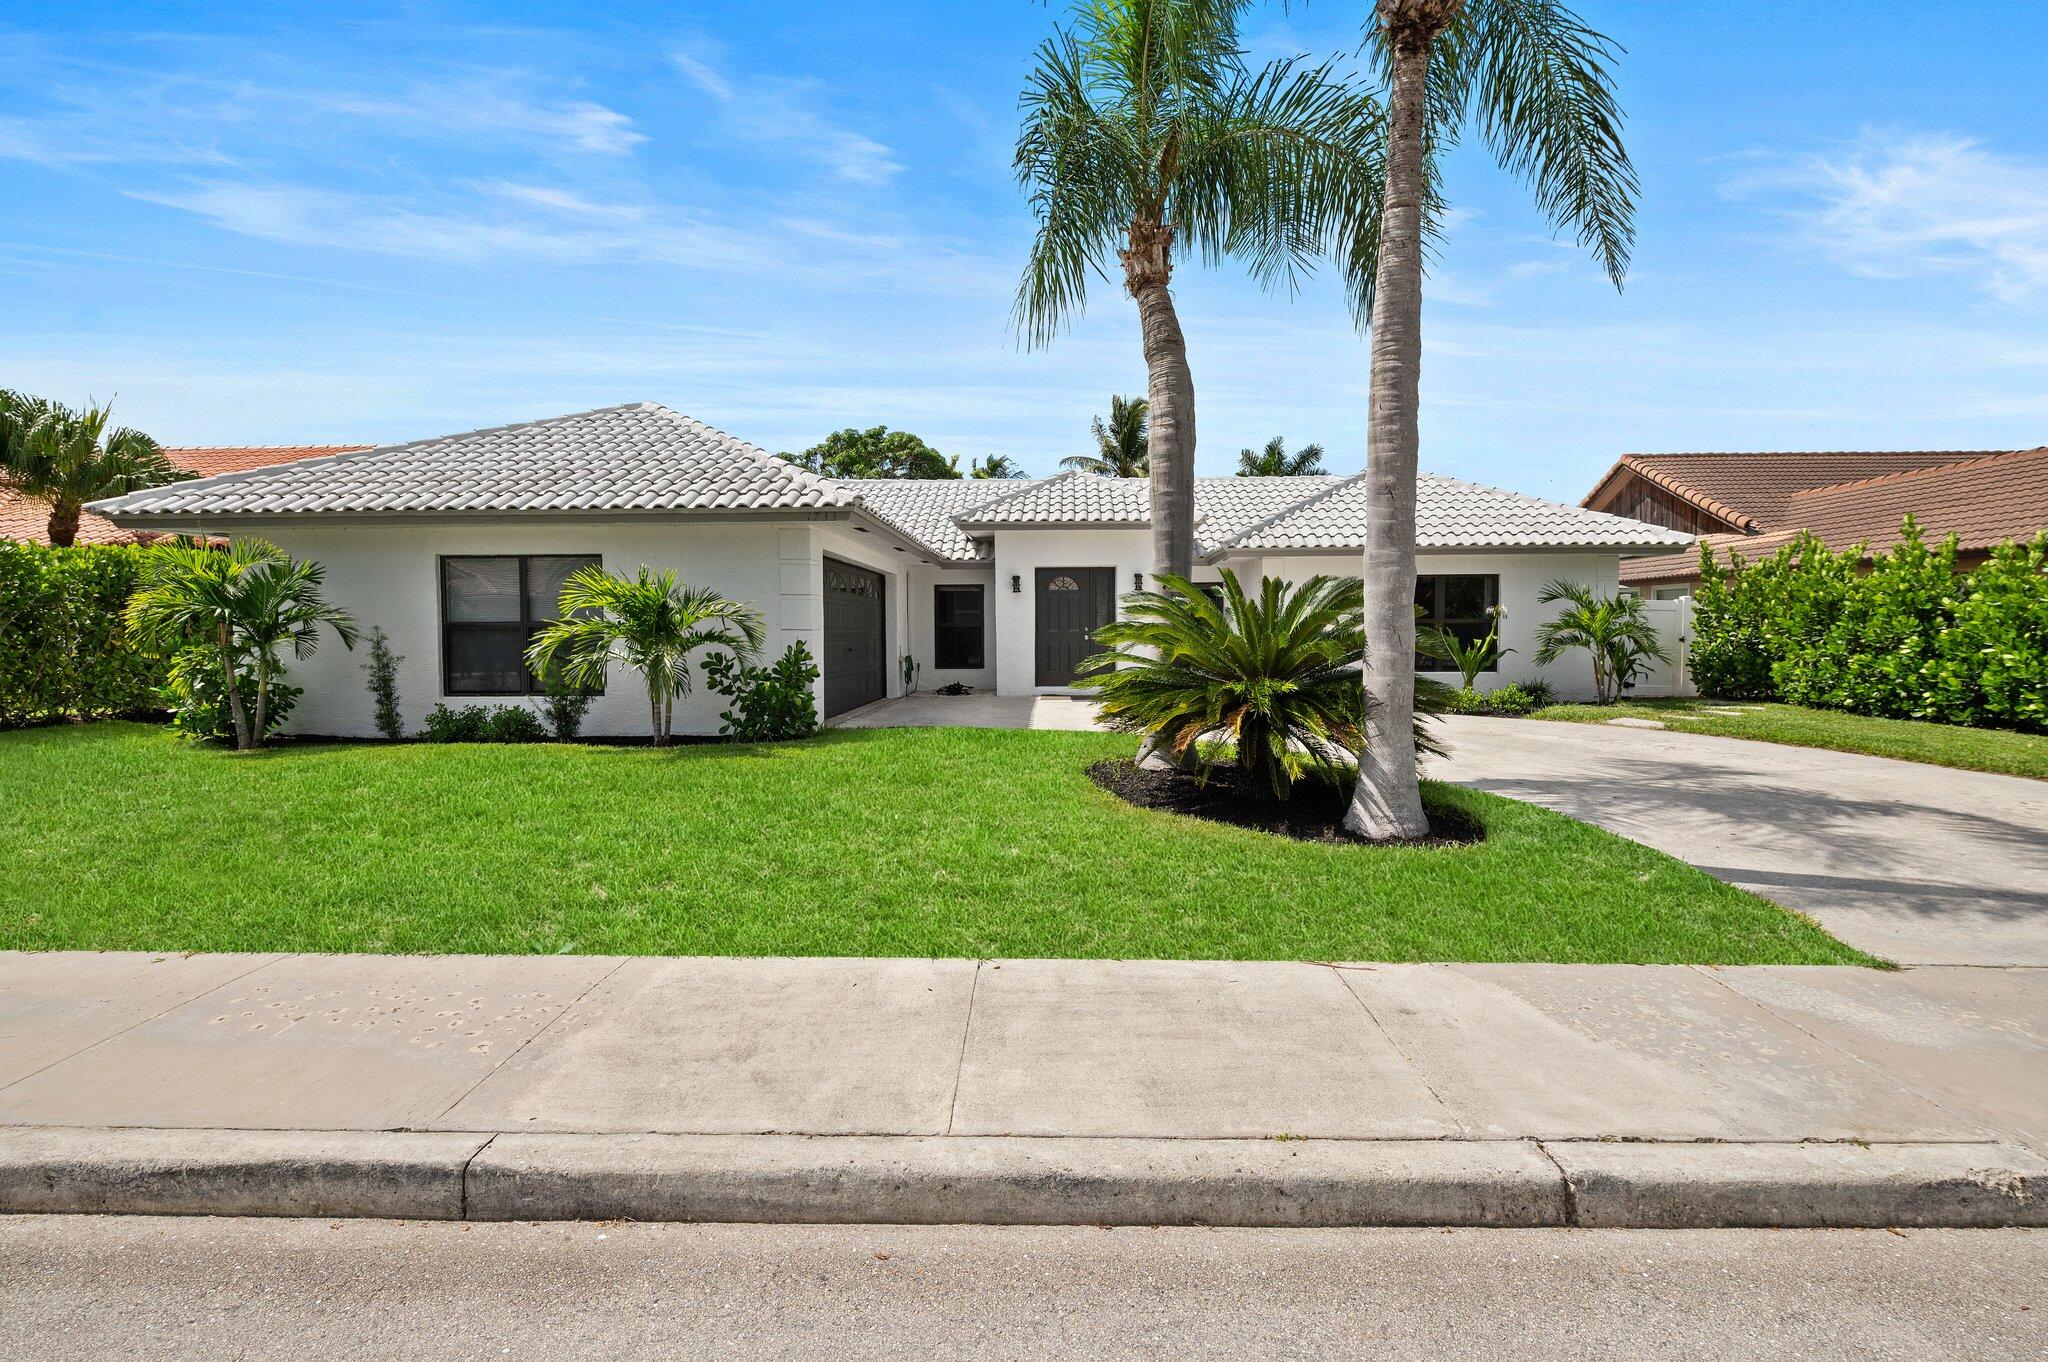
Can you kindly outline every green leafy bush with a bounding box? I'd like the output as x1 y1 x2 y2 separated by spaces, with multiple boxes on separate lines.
1688 520 2048 731
0 542 168 726
1438 686 1491 715
541 670 596 742
484 705 546 743
421 703 491 742
165 648 300 744
704 641 821 741
1482 681 1546 716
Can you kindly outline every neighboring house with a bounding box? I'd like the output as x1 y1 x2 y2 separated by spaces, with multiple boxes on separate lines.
1583 446 2048 596
1 445 371 545
92 403 1692 736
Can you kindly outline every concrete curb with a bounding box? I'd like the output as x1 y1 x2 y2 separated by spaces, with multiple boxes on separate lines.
2 1127 2045 1228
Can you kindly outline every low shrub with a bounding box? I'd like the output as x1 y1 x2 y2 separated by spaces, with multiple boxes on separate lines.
483 705 546 743
704 641 821 741
420 703 491 742
165 648 300 744
0 542 168 726
541 671 596 742
1482 681 1546 716
1438 686 1491 715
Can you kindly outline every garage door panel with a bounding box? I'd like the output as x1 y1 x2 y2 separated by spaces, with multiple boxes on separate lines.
823 559 886 717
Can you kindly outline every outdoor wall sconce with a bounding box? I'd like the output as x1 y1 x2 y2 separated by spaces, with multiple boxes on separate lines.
1133 572 1144 591
1010 574 1022 593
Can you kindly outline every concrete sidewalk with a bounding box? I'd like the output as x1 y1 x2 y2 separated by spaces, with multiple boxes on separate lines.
1 952 2044 1226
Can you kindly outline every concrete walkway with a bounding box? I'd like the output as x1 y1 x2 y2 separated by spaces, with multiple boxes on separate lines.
2 952 2043 1225
829 693 1103 730
1429 716 2048 966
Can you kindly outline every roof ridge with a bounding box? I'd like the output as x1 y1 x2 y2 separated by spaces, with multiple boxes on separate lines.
951 469 1084 526
161 443 374 453
662 407 854 505
1618 447 2023 459
1203 470 1370 556
1784 445 2048 500
1613 454 1759 532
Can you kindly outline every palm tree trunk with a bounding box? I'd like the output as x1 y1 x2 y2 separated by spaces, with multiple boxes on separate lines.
1123 218 1195 580
218 623 252 751
1344 10 1440 842
46 498 81 548
649 687 665 747
251 653 270 748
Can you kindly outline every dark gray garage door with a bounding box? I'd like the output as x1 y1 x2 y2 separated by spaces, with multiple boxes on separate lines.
823 559 886 717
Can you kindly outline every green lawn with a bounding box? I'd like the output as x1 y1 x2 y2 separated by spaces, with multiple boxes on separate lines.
0 722 1874 965
1530 698 2048 781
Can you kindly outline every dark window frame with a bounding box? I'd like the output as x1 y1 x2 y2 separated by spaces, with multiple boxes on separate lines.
932 582 987 670
439 553 604 697
1415 573 1501 671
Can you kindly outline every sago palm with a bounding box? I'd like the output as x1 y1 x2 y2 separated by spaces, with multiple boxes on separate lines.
1346 0 1637 840
1235 436 1326 476
124 538 357 749
0 391 187 546
1531 579 1667 705
1061 394 1150 476
1084 569 1444 801
526 565 765 746
1015 0 1388 577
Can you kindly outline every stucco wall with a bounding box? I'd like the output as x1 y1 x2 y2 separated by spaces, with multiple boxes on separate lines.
902 562 998 694
248 518 825 738
1248 549 1623 701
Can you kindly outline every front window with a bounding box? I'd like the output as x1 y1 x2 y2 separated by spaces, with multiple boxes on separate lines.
933 583 986 669
441 554 601 695
1415 573 1499 670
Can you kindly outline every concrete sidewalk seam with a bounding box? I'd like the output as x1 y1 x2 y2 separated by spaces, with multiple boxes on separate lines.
942 959 984 1137
424 956 630 1129
1534 1140 1582 1227
458 1133 499 1221
1687 964 1999 1141
0 952 296 1099
1329 965 1461 1131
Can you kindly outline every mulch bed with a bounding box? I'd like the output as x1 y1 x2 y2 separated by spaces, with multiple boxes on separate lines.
1087 759 1484 848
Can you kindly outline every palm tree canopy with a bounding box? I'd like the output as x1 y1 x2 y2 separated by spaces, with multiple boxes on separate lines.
1062 394 1151 476
969 454 1029 480
1235 436 1327 476
1366 0 1638 292
0 392 188 533
526 565 766 699
1013 0 1393 345
123 538 289 652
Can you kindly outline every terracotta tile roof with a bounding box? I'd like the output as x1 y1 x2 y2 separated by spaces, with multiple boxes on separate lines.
1620 446 2048 584
1585 450 2017 533
4 444 369 546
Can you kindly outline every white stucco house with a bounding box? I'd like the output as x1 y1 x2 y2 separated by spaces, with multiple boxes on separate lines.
92 402 1693 736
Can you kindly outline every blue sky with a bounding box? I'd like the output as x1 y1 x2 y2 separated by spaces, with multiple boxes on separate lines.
3 1 2045 502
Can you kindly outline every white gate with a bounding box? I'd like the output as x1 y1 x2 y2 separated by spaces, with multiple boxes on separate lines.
1626 596 1696 699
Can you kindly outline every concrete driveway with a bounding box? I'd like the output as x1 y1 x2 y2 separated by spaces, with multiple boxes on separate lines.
1428 716 2048 966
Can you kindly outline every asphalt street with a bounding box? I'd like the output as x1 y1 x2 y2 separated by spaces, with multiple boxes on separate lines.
0 1217 2040 1361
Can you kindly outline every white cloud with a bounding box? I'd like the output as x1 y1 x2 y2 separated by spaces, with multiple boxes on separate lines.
313 85 646 157
468 180 646 220
668 43 902 185
1733 131 2048 304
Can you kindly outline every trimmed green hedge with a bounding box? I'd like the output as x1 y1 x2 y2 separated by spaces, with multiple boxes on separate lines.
1690 520 2048 732
0 542 169 727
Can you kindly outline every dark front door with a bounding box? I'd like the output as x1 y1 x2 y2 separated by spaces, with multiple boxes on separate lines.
1035 567 1116 687
823 559 886 717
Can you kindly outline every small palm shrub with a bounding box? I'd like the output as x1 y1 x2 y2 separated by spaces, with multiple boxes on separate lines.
1084 570 1445 802
1532 580 1669 705
526 565 763 747
704 641 821 741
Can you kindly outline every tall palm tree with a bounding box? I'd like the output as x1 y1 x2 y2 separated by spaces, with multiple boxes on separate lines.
527 565 765 747
1344 0 1636 841
0 392 188 546
1061 394 1150 476
124 538 358 750
1235 436 1326 476
969 454 1030 480
1015 0 1388 578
